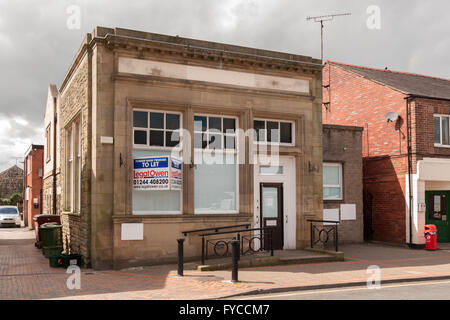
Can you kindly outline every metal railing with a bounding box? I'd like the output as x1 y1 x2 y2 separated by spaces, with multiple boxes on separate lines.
181 224 251 237
198 227 274 265
308 220 339 252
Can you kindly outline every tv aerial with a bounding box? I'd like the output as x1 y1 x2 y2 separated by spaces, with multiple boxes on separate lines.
306 13 351 62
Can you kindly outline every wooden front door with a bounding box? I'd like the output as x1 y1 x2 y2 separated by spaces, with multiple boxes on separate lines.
260 183 284 250
426 191 450 243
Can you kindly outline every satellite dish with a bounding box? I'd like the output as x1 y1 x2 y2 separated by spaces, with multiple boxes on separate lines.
385 111 399 123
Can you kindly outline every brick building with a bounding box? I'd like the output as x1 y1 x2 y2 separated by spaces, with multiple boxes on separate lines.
323 124 364 244
46 27 324 269
23 145 44 228
323 61 450 247
0 165 23 200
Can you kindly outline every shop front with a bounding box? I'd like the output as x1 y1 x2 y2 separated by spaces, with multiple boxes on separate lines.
408 158 450 246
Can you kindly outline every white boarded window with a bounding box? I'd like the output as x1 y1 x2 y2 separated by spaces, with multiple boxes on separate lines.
323 163 343 200
194 114 238 214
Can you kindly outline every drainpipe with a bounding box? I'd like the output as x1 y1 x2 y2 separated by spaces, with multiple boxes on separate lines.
405 96 413 247
52 97 57 215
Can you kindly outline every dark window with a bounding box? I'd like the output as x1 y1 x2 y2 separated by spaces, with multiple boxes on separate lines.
280 122 293 144
267 122 279 143
149 130 164 146
224 135 235 149
150 113 164 129
166 114 180 130
208 134 222 150
166 131 180 147
223 118 236 134
133 111 148 128
134 130 147 145
254 120 265 142
194 116 207 132
194 133 207 149
209 117 222 131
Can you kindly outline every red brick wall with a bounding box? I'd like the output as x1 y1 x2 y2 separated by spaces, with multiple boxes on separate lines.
323 63 410 243
24 148 43 229
414 97 450 158
323 63 409 158
363 156 408 243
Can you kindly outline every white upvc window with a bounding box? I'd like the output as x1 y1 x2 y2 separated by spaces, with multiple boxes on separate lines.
323 163 343 201
434 115 450 147
132 109 183 215
253 119 295 146
193 114 239 214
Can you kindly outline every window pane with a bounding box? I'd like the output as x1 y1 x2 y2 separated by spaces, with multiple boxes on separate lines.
166 131 180 147
209 117 222 131
434 117 441 144
166 114 180 130
443 117 449 145
194 133 207 149
194 116 207 132
150 113 164 129
323 165 340 185
208 133 222 150
223 118 236 134
267 121 279 143
224 135 236 150
262 187 278 218
260 166 283 175
280 122 293 144
323 187 342 200
134 130 147 145
133 111 148 128
132 150 181 213
149 130 164 146
254 120 265 142
194 154 237 212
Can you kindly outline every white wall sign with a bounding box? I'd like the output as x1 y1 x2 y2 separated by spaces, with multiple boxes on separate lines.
133 156 182 191
121 223 144 241
341 204 357 221
323 209 340 225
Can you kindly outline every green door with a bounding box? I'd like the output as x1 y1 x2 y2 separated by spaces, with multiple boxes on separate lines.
425 191 450 243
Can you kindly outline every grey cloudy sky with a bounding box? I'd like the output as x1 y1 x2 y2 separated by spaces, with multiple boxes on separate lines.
0 0 449 172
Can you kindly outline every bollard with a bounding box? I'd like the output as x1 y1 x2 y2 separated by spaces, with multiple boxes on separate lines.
230 240 240 282
177 238 185 277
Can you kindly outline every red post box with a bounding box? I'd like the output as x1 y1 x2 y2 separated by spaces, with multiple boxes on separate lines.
424 224 437 251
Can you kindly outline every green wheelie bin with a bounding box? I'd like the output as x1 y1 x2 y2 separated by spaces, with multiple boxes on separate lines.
39 223 63 257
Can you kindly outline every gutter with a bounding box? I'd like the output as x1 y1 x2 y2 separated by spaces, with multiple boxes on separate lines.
52 97 57 215
405 96 413 247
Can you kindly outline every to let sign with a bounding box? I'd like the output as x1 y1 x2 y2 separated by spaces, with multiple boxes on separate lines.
133 156 183 191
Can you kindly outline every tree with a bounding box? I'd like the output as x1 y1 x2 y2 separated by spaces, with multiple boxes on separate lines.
8 193 23 206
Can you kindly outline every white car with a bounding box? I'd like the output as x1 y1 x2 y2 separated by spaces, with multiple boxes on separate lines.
0 206 21 228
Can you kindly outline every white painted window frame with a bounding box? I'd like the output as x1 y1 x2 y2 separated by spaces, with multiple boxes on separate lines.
323 162 343 201
193 113 239 215
132 109 183 215
253 118 295 147
434 114 450 148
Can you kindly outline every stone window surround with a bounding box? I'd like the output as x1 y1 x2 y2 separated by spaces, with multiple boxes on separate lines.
122 99 304 217
64 116 81 214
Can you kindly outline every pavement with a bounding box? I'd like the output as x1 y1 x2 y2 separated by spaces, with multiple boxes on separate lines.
2 227 450 300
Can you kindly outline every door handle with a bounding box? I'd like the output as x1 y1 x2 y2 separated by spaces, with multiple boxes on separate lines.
285 215 288 224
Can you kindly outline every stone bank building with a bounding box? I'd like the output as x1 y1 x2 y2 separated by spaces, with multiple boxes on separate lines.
44 27 326 269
